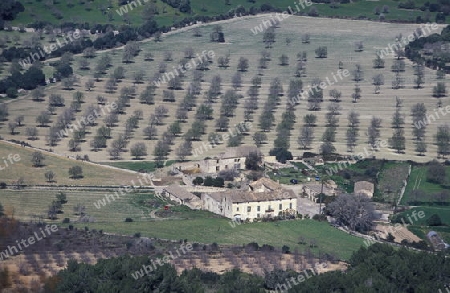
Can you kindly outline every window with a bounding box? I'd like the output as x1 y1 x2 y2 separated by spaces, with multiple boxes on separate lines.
257 213 260 218
257 206 260 212
236 206 239 212
279 204 282 210
247 206 251 212
289 203 292 209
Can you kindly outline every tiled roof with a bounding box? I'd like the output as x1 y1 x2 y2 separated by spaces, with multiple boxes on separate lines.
209 189 296 204
249 177 281 191
219 145 261 159
164 185 196 200
354 181 375 193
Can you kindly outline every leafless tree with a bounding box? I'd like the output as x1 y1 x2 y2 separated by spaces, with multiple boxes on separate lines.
328 193 375 232
367 116 382 149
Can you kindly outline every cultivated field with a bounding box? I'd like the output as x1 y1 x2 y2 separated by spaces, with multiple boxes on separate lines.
1 16 447 166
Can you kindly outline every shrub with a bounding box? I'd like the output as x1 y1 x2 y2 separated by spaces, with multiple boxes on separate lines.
62 218 70 223
0 182 6 189
246 242 259 251
192 177 204 185
134 232 141 238
125 217 133 222
386 233 395 242
312 214 327 222
427 161 446 185
427 214 442 226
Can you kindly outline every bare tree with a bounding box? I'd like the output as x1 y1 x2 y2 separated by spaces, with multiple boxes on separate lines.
372 74 384 94
26 127 39 140
353 64 364 82
237 57 249 72
373 53 385 69
232 72 242 90
329 89 341 102
130 142 147 159
298 126 314 149
252 132 267 147
367 116 382 149
301 34 310 44
436 124 450 158
327 194 375 232
8 122 17 134
414 63 425 89
354 41 364 52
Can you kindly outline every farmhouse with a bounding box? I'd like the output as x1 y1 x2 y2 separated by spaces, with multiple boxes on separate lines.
160 185 202 209
197 146 262 173
354 181 375 197
302 182 336 203
248 177 281 192
202 178 296 221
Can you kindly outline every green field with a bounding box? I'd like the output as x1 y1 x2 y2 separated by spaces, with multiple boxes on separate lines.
268 167 306 184
396 206 450 244
0 187 366 260
10 0 446 28
402 165 450 204
397 206 450 226
66 218 365 260
377 161 410 203
102 160 176 173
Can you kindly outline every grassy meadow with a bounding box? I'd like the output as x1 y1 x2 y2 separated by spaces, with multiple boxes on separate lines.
402 165 450 204
9 0 446 28
0 140 140 185
0 186 365 260
66 218 365 260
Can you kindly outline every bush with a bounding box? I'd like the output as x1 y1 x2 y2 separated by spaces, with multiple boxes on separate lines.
134 232 141 238
312 214 328 221
55 242 64 251
260 244 274 251
125 217 133 222
0 182 6 189
62 218 70 223
246 242 259 251
192 177 204 185
427 214 442 226
213 177 224 187
269 148 293 164
282 245 290 254
204 176 214 186
427 161 446 185
386 233 395 242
